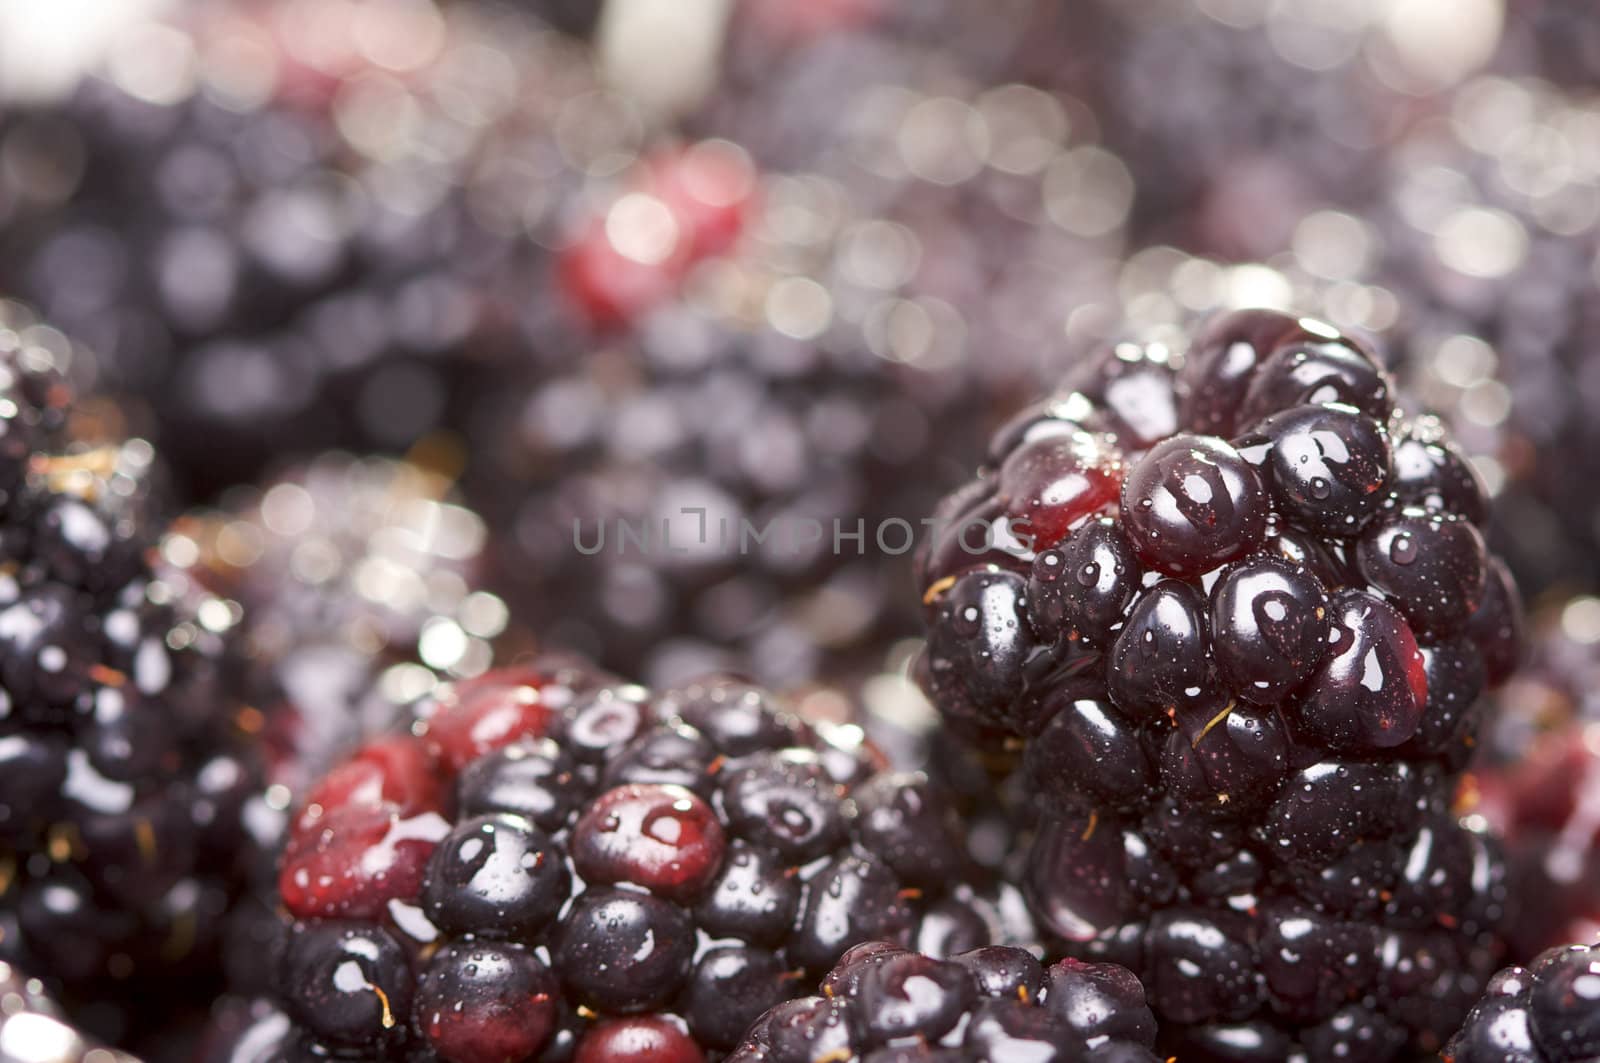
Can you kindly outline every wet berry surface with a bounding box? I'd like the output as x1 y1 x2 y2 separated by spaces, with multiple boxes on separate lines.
734 942 1160 1062
231 664 1036 1059
919 308 1520 1059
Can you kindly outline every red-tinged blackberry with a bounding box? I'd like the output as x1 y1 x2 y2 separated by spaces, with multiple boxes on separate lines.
237 663 1035 1060
0 3 611 499
732 942 1160 1062
1443 944 1600 1063
0 300 260 1042
918 307 1520 1058
556 139 758 330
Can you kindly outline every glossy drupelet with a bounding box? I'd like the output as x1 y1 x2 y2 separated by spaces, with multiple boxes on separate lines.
0 301 259 1041
732 942 1161 1062
1443 944 1600 1063
228 662 1034 1062
917 307 1520 1059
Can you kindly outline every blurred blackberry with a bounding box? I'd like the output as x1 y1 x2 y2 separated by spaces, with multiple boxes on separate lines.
1494 0 1600 87
1443 944 1600 1062
1358 75 1600 598
1128 73 1600 600
0 961 137 1063
1085 3 1401 259
0 4 608 499
1475 594 1591 765
520 0 601 39
0 300 258 1042
704 0 1111 172
917 307 1518 1058
733 942 1160 1062
481 78 1133 690
697 31 1135 371
161 452 505 794
1474 719 1600 963
227 663 1035 1060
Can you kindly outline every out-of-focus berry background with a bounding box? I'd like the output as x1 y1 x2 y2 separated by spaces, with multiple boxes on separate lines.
1 0 1596 736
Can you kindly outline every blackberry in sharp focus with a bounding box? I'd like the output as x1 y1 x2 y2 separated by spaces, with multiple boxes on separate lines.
733 942 1160 1062
1443 944 1600 1063
918 307 1520 1059
230 662 1034 1060
0 300 258 1042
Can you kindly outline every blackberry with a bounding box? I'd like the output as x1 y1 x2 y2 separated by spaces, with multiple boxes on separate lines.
732 942 1160 1062
156 454 511 1010
471 168 974 690
704 0 1115 174
1077 2 1435 261
1474 720 1600 963
160 453 506 794
554 139 758 331
918 308 1519 1058
1494 0 1600 87
244 662 1034 1060
479 70 1138 690
0 300 258 1041
1478 594 1593 767
1443 944 1600 1063
0 3 608 499
1367 74 1600 598
1084 68 1600 605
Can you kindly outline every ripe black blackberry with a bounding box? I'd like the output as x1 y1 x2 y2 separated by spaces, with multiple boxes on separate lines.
732 941 1161 1062
234 662 1034 1061
917 307 1520 1059
0 300 259 1042
1443 944 1600 1063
